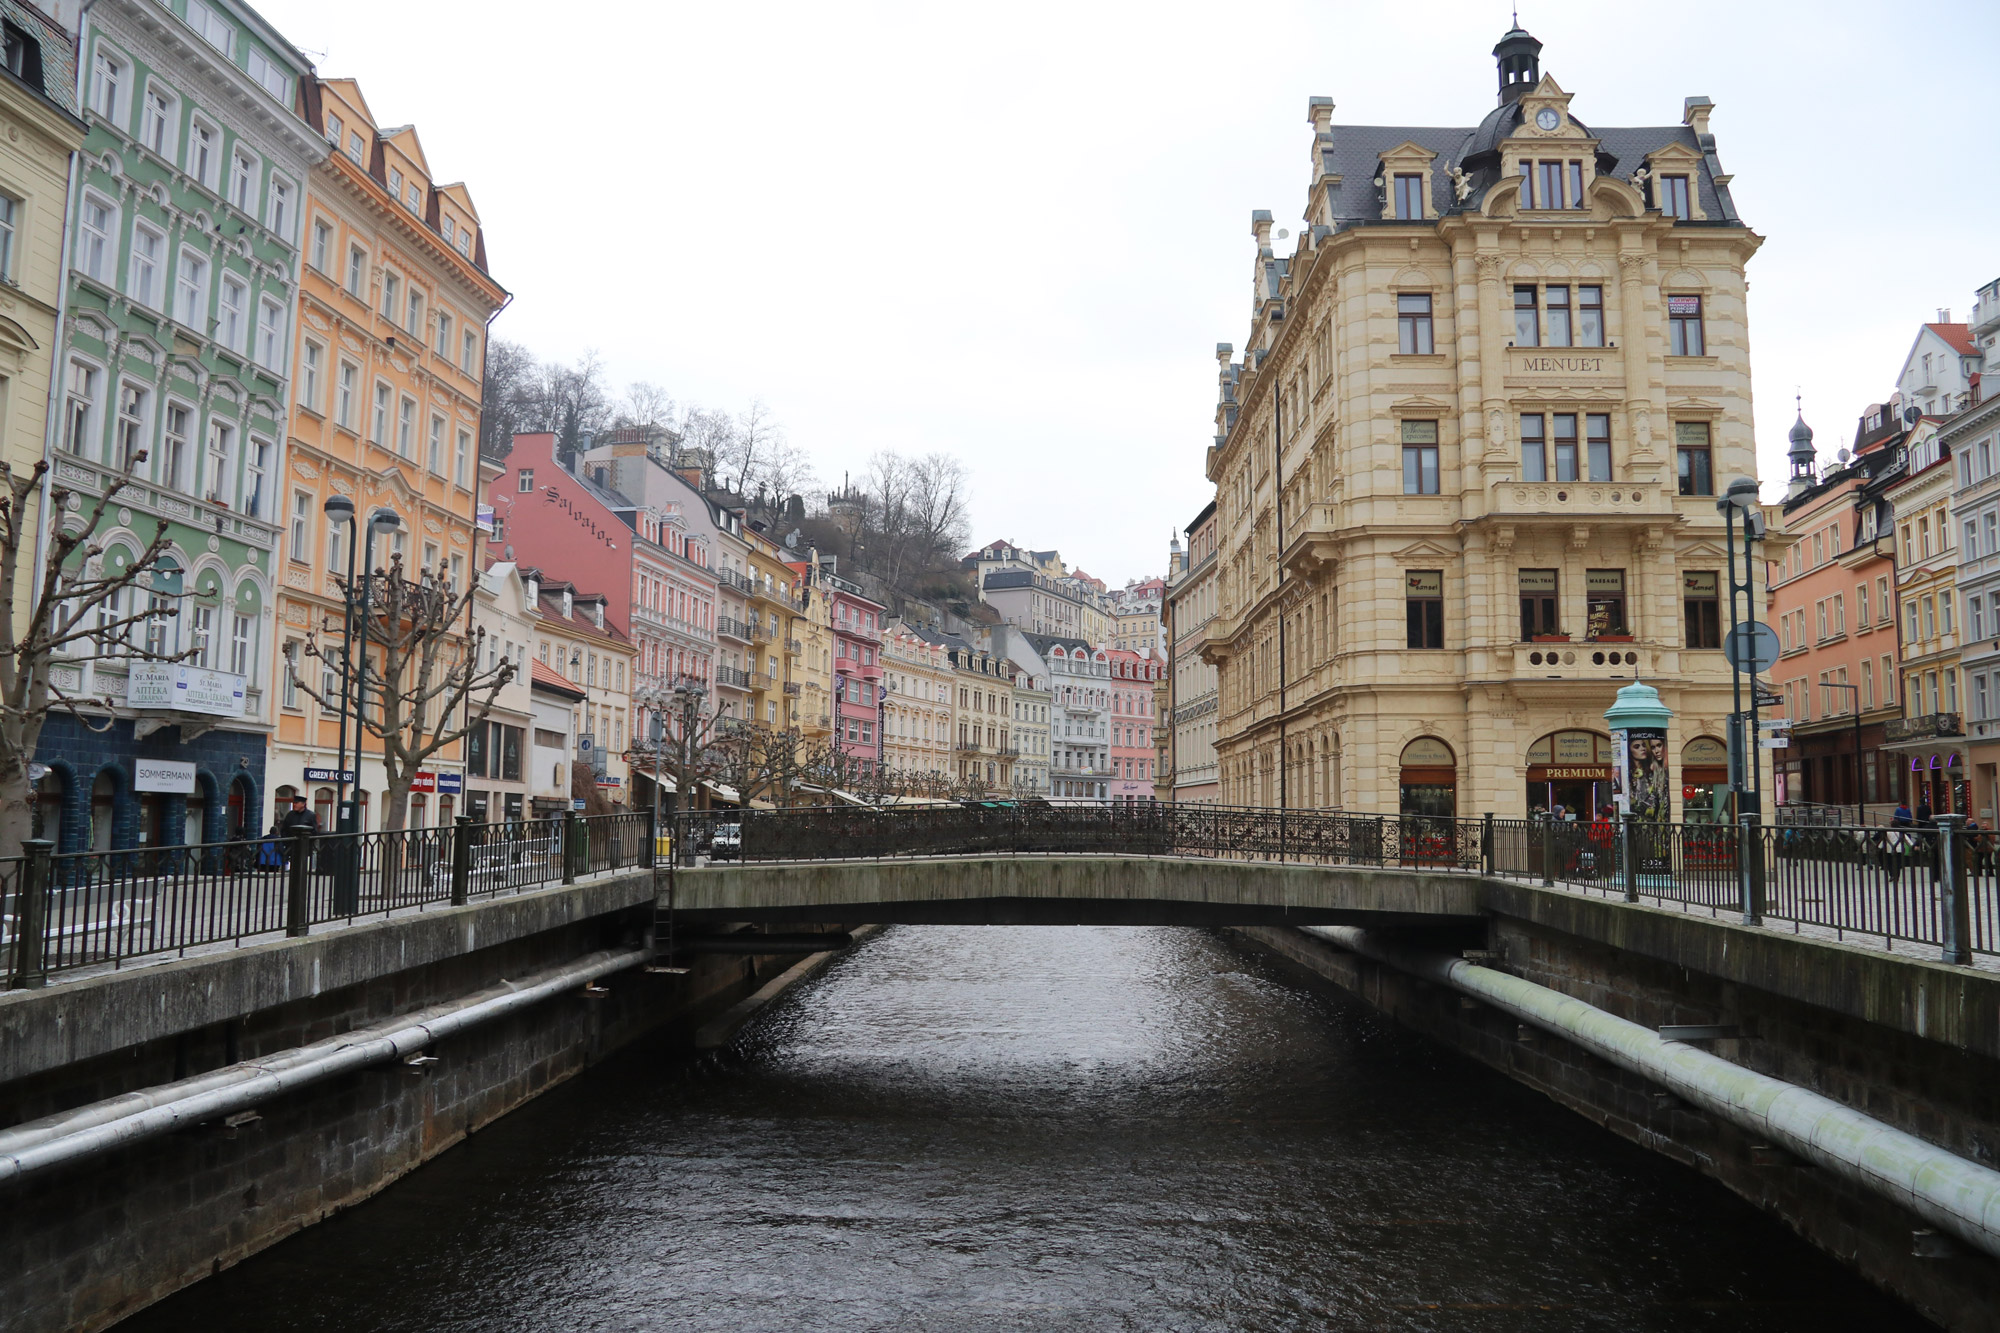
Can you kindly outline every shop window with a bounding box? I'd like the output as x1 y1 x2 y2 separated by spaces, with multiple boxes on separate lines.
1405 570 1444 649
1683 572 1721 648
1519 569 1560 639
1675 422 1713 496
1585 569 1627 638
1668 294 1704 355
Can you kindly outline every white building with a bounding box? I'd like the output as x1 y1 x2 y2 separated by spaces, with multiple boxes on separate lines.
467 563 537 827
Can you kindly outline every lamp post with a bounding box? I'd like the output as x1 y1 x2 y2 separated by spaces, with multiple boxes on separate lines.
1718 476 1768 924
346 508 402 833
1717 477 1768 818
673 679 706 866
1821 681 1864 825
321 495 357 828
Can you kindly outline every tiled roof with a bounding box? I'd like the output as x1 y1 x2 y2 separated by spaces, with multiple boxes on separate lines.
1928 323 1977 357
529 660 586 699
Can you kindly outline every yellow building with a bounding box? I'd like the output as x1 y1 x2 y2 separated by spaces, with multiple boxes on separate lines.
881 620 953 787
267 76 505 826
0 7 87 644
1204 26 1777 818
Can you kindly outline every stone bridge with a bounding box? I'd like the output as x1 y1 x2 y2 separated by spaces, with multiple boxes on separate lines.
668 856 1485 927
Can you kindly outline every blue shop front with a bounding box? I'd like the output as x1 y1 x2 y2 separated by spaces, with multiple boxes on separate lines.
32 711 268 857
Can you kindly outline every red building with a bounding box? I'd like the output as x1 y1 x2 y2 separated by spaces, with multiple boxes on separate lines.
488 432 716 747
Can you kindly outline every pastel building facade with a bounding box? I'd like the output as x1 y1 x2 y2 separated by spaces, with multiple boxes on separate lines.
39 0 323 852
881 620 952 786
267 74 502 828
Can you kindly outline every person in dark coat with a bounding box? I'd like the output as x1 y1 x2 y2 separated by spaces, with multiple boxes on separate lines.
276 797 317 865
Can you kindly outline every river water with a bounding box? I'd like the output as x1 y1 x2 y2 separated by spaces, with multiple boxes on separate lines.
126 926 1930 1331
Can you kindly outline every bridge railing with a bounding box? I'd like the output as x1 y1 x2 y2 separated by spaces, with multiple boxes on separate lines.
2 812 649 985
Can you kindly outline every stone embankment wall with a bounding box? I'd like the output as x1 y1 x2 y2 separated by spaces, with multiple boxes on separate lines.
0 875 807 1333
1232 912 2000 1333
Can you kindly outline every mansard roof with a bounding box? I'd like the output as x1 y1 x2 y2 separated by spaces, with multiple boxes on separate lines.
1318 118 1729 228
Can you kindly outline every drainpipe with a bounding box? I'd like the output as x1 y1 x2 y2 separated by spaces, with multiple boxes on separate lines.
1303 924 2000 1260
0 945 645 1183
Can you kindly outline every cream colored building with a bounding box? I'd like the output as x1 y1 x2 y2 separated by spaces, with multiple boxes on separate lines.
1168 501 1220 803
1203 25 1779 818
1883 421 1965 812
0 5 86 646
881 619 953 787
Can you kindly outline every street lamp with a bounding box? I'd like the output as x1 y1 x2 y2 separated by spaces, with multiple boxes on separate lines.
672 679 707 866
1717 476 1768 925
347 507 401 833
322 494 357 829
1820 681 1864 826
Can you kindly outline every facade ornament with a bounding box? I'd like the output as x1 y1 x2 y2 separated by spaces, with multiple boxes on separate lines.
1628 166 1649 191
1447 164 1473 203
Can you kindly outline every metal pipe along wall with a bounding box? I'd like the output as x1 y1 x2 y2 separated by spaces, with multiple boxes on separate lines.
1302 925 2000 1260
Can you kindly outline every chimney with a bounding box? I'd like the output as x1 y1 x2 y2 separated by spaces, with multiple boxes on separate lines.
1682 96 1714 139
1939 308 1952 323
1250 209 1273 255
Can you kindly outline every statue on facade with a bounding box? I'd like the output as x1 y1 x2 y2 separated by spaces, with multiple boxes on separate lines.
1447 164 1474 203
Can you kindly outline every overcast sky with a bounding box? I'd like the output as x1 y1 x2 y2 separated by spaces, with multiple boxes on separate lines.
252 0 1999 587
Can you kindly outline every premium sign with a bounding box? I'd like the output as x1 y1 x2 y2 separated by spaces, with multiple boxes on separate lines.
126 665 246 718
134 759 196 793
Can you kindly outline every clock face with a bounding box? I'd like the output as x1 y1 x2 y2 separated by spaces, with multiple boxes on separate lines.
1536 108 1561 131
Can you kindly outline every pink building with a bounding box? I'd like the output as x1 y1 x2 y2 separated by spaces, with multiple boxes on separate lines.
488 432 717 750
804 563 886 767
1105 649 1161 803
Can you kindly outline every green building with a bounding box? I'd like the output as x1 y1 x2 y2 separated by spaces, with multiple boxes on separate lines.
36 0 324 853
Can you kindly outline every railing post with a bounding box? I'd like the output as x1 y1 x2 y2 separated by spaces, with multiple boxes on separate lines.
10 839 52 989
1540 818 1555 886
642 807 657 871
1738 814 1762 926
450 815 472 907
562 812 580 884
1938 813 1971 965
286 830 312 937
1620 814 1639 902
1481 813 1494 876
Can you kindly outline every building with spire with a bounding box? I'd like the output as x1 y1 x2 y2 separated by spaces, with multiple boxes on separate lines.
1200 24 1779 817
1769 405 1906 819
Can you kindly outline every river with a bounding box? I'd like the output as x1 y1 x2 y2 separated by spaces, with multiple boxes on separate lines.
124 925 1930 1331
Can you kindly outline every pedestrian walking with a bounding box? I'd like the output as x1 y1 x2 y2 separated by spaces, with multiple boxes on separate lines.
278 796 318 866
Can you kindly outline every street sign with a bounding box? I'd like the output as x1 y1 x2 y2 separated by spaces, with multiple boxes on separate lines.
1760 718 1791 730
303 767 357 783
1723 621 1781 673
1753 689 1783 708
1760 737 1790 749
571 799 587 811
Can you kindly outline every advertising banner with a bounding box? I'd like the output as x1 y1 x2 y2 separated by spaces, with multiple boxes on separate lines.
126 665 247 718
1612 725 1672 873
134 759 197 793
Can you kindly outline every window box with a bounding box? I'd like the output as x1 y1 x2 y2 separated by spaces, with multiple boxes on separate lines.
1530 633 1570 642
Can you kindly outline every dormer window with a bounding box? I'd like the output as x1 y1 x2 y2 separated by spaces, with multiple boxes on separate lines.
1520 158 1584 209
1393 174 1424 220
1660 175 1691 220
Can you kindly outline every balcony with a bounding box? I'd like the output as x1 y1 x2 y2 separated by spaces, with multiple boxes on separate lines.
749 619 773 642
787 638 803 656
716 615 753 643
715 665 752 689
783 682 802 696
718 568 755 594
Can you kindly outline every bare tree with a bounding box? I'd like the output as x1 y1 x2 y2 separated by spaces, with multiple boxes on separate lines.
717 398 783 496
761 433 820 509
479 338 545 458
618 380 677 432
677 407 738 490
546 351 614 468
290 555 514 835
0 455 196 854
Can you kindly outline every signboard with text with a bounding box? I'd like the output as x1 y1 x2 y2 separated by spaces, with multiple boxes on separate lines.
126 665 246 718
134 759 196 793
